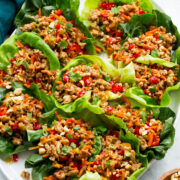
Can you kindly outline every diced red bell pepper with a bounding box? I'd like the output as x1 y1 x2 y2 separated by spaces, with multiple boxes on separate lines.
55 24 61 29
33 124 42 130
133 53 140 58
112 84 123 93
77 90 86 98
150 76 159 84
128 44 134 50
100 12 109 19
48 129 56 135
63 74 70 82
10 58 16 64
154 36 160 40
93 160 102 166
112 131 120 138
0 70 6 78
139 10 146 15
100 2 115 10
67 118 74 124
107 106 114 114
13 154 18 162
83 76 92 86
135 127 140 135
35 78 42 83
118 149 125 156
55 9 62 16
73 44 81 53
11 124 19 131
69 20 75 26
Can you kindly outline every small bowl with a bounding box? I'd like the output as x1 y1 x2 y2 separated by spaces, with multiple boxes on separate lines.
159 168 180 180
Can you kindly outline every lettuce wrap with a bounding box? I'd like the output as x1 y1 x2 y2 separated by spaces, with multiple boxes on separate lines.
125 53 180 107
24 111 148 180
0 82 55 155
14 0 96 64
52 55 136 114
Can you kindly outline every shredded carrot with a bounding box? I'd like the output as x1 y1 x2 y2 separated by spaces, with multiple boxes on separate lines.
55 112 63 121
29 146 39 151
145 28 160 36
121 13 130 21
106 27 110 32
42 154 50 158
137 44 154 50
43 176 57 180
38 8 42 17
16 40 24 48
24 84 31 88
95 46 102 53
53 14 62 20
122 96 131 107
124 57 135 65
48 91 52 95
78 159 86 177
148 132 154 147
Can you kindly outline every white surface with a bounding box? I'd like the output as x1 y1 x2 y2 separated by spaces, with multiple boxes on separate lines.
1 0 180 179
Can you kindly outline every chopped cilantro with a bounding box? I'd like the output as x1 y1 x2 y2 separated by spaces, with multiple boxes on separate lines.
125 151 131 157
111 7 120 15
79 142 84 149
92 97 100 105
66 133 73 139
105 160 112 168
27 113 32 119
66 22 73 31
58 40 68 50
140 111 147 123
104 75 111 82
68 72 82 82
99 69 103 75
149 68 152 73
151 49 159 58
57 148 61 154
73 127 80 131
100 25 105 31
13 60 23 67
4 126 12 135
23 62 29 69
70 143 76 149
61 146 72 156
160 35 164 40
150 86 156 93
58 20 63 25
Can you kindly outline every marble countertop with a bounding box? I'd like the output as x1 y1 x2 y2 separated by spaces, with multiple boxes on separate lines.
1 0 180 179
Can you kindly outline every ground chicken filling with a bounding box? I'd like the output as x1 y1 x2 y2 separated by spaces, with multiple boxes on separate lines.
135 63 179 103
54 63 130 105
88 1 143 54
2 41 56 94
101 98 163 150
0 88 43 145
20 9 88 66
113 26 176 65
37 115 141 180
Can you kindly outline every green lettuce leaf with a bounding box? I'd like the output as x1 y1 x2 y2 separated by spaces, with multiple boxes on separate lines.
81 0 153 26
79 172 101 180
0 35 19 71
143 107 175 160
0 135 32 155
15 0 95 57
135 55 177 68
18 32 60 70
